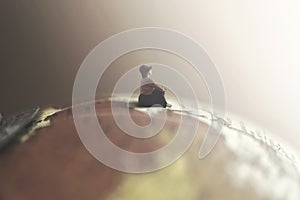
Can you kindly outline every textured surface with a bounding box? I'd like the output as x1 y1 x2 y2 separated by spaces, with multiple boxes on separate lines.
0 107 40 151
0 99 299 200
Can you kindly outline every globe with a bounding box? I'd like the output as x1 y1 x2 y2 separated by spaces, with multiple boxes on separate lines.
0 97 299 200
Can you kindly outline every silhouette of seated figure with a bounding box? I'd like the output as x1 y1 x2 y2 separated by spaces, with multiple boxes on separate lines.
138 65 171 108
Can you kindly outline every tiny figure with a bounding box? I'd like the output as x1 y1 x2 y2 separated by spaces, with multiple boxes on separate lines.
138 65 172 108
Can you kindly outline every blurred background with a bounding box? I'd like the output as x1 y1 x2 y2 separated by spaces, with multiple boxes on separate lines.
1 1 300 153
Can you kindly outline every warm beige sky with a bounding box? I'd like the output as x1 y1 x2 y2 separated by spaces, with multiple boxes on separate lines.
1 0 300 151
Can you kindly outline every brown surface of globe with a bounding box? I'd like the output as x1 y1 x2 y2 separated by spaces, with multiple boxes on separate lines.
0 99 299 200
